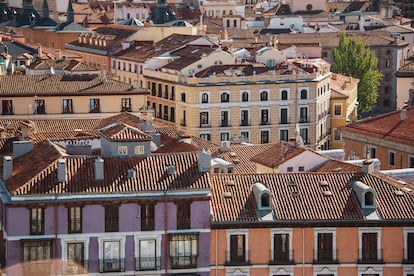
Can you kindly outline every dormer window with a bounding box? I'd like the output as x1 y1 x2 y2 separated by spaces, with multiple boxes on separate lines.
252 182 272 210
261 193 270 208
364 191 374 206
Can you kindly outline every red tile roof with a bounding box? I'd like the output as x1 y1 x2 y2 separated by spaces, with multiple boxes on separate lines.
340 107 414 147
100 123 151 142
4 142 210 195
250 142 306 169
211 172 414 223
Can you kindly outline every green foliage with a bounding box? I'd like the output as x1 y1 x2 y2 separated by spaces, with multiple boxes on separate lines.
332 32 383 113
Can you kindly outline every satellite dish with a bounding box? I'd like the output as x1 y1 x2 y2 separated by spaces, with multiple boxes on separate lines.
50 67 55 75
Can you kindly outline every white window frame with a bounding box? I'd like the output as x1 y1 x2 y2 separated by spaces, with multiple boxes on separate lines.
314 228 337 262
220 131 230 142
61 236 90 271
358 227 382 261
404 227 414 261
270 228 293 263
299 105 309 123
358 266 382 276
200 91 210 104
240 130 250 141
334 103 342 117
240 90 250 103
98 235 126 272
200 110 210 127
260 89 270 104
389 150 396 167
279 106 290 124
134 145 145 155
270 267 293 276
314 266 337 276
333 128 341 141
299 87 309 100
279 88 290 101
226 267 250 276
220 91 231 103
279 128 289 142
134 233 162 271
118 146 128 156
227 229 248 263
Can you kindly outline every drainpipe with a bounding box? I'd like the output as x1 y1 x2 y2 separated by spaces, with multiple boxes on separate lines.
215 228 218 276
54 195 58 276
302 227 305 276
163 191 168 275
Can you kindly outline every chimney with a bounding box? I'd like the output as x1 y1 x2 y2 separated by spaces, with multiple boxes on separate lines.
102 63 107 82
55 49 62 60
94 157 104 180
13 141 34 158
348 76 352 83
178 133 192 144
3 156 12 180
197 149 211 172
400 109 407 121
57 159 67 182
362 159 374 174
37 43 42 59
332 73 337 80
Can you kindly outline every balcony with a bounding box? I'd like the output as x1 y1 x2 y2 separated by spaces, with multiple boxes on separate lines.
199 123 211 128
269 250 294 265
313 249 338 264
135 256 161 271
141 217 155 231
357 249 383 264
279 120 290 125
299 117 308 123
220 121 231 127
99 258 125 273
240 120 250 127
260 120 270 125
170 256 197 269
225 250 250 266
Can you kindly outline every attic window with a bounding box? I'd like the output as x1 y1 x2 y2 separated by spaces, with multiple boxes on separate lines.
261 193 270 207
323 191 333 197
223 192 232 198
227 180 235 186
319 180 328 187
364 191 374 206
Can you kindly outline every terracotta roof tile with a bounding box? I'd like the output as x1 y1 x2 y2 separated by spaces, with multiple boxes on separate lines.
100 123 151 142
250 142 306 169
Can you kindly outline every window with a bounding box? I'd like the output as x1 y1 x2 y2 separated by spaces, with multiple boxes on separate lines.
23 240 52 274
68 206 82 233
220 132 230 142
385 59 390 68
261 109 269 125
365 191 374 206
67 242 84 268
261 194 270 207
164 84 169 99
137 239 158 270
406 231 414 262
260 91 268 101
102 241 122 272
298 166 304 171
383 99 390 107
169 233 198 268
241 131 249 141
171 86 175 100
229 234 246 263
280 129 289 142
177 202 191 230
201 92 209 103
281 90 288 100
141 204 154 231
369 147 376 158
299 107 308 123
317 233 334 262
221 110 229 127
334 129 341 141
89 98 100 113
63 99 73 113
334 104 341 116
151 82 156 96
300 89 308 100
34 99 46 114
105 205 119 232
287 167 293 172
157 84 162 97
121 98 132 112
181 92 186 102
260 130 269 144
389 151 395 166
200 112 209 127
280 108 288 124
361 232 379 262
1 100 12 115
221 92 230 102
135 146 144 155
409 157 414 168
273 233 290 263
241 110 249 126
241 91 249 102
300 128 309 144
118 146 128 156
200 133 211 141
30 207 44 235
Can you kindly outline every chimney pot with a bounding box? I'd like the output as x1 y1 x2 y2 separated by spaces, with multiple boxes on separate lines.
57 159 67 182
94 157 104 180
363 159 374 174
400 109 407 121
3 156 12 180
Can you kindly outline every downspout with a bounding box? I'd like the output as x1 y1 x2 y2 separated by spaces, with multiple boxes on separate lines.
302 227 305 276
164 191 168 275
54 195 58 276
215 228 218 276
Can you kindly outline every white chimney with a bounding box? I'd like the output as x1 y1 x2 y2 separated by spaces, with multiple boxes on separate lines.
57 159 67 182
197 149 211 172
94 157 104 180
362 159 374 174
400 109 407 121
3 156 12 180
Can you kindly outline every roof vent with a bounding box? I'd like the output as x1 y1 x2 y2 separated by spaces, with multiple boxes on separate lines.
292 191 300 197
394 190 404 196
233 158 240 164
223 192 232 198
227 180 235 186
288 180 296 186
319 180 329 187
229 152 237 157
167 165 175 175
323 190 333 197
127 169 136 178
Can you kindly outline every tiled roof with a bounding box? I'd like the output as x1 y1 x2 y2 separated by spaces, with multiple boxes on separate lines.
162 45 217 71
100 123 151 142
4 142 210 195
0 74 142 96
28 59 98 72
210 172 414 223
250 142 306 169
340 107 414 147
330 74 358 98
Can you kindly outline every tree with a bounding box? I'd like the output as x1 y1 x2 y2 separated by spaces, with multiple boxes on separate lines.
332 32 383 113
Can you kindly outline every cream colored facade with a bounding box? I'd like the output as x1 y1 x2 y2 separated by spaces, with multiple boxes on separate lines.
146 63 332 148
330 74 359 150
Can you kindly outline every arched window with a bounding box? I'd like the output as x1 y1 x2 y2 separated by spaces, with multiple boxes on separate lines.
281 90 288 100
260 91 268 101
365 191 374 206
201 93 209 103
221 92 230 102
181 92 186 103
300 89 307 100
261 193 270 207
241 92 249 102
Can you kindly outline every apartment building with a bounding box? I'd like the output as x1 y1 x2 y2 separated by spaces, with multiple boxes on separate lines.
0 116 212 276
340 107 414 170
145 44 332 148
